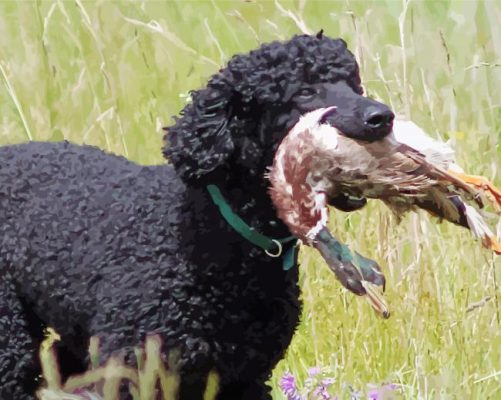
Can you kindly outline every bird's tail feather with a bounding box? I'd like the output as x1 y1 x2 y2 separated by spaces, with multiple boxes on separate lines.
462 202 501 254
419 195 500 254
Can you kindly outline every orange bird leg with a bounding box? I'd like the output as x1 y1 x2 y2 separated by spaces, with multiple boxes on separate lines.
481 235 501 255
448 171 501 212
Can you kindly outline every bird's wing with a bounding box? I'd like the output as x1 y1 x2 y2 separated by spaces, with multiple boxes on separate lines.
393 120 501 212
392 142 482 206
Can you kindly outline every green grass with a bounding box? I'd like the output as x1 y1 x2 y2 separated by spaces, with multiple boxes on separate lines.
1 0 500 398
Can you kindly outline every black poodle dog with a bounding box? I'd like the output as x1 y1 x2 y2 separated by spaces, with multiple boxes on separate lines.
0 33 394 399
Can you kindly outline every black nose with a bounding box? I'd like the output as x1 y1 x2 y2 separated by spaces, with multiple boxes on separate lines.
364 107 395 129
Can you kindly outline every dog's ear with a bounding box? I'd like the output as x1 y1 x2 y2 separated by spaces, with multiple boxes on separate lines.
163 88 235 183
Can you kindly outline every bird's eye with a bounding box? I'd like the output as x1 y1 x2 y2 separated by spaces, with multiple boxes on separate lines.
297 87 316 99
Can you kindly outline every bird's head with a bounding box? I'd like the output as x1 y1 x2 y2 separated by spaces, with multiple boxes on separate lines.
268 107 389 318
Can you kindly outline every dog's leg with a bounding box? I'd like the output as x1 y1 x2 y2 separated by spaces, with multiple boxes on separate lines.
0 279 40 400
176 373 207 400
173 335 214 400
217 380 272 400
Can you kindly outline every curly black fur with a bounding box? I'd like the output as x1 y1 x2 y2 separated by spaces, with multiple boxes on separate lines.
165 34 361 183
0 34 391 400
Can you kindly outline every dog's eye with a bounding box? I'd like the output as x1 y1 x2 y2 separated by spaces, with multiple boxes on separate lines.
297 88 316 99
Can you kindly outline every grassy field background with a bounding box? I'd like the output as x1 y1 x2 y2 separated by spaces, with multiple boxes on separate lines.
1 0 500 398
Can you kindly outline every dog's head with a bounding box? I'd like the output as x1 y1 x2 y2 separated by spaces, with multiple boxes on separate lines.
165 33 394 186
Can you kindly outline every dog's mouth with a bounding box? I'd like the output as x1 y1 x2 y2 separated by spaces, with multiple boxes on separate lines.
319 105 394 142
316 107 369 211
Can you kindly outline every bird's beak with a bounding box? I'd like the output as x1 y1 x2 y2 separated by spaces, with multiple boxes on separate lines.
318 106 337 124
361 281 390 319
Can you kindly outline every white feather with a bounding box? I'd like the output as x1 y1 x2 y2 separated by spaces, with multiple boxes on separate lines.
392 119 463 172
306 192 329 243
311 123 339 150
463 202 495 241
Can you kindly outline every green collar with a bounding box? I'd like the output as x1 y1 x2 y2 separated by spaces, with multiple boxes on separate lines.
206 184 297 270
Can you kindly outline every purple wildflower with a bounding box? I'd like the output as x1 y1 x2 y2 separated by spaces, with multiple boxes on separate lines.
280 372 303 400
306 367 336 400
282 367 402 400
322 377 336 386
367 383 399 399
313 384 336 400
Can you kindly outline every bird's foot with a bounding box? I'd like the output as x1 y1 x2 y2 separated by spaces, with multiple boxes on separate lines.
481 235 501 255
449 171 501 212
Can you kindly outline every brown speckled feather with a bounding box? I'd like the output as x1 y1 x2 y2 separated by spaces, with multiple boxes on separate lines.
268 129 325 242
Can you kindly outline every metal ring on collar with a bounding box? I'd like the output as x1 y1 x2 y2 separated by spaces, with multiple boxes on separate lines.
265 239 283 258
